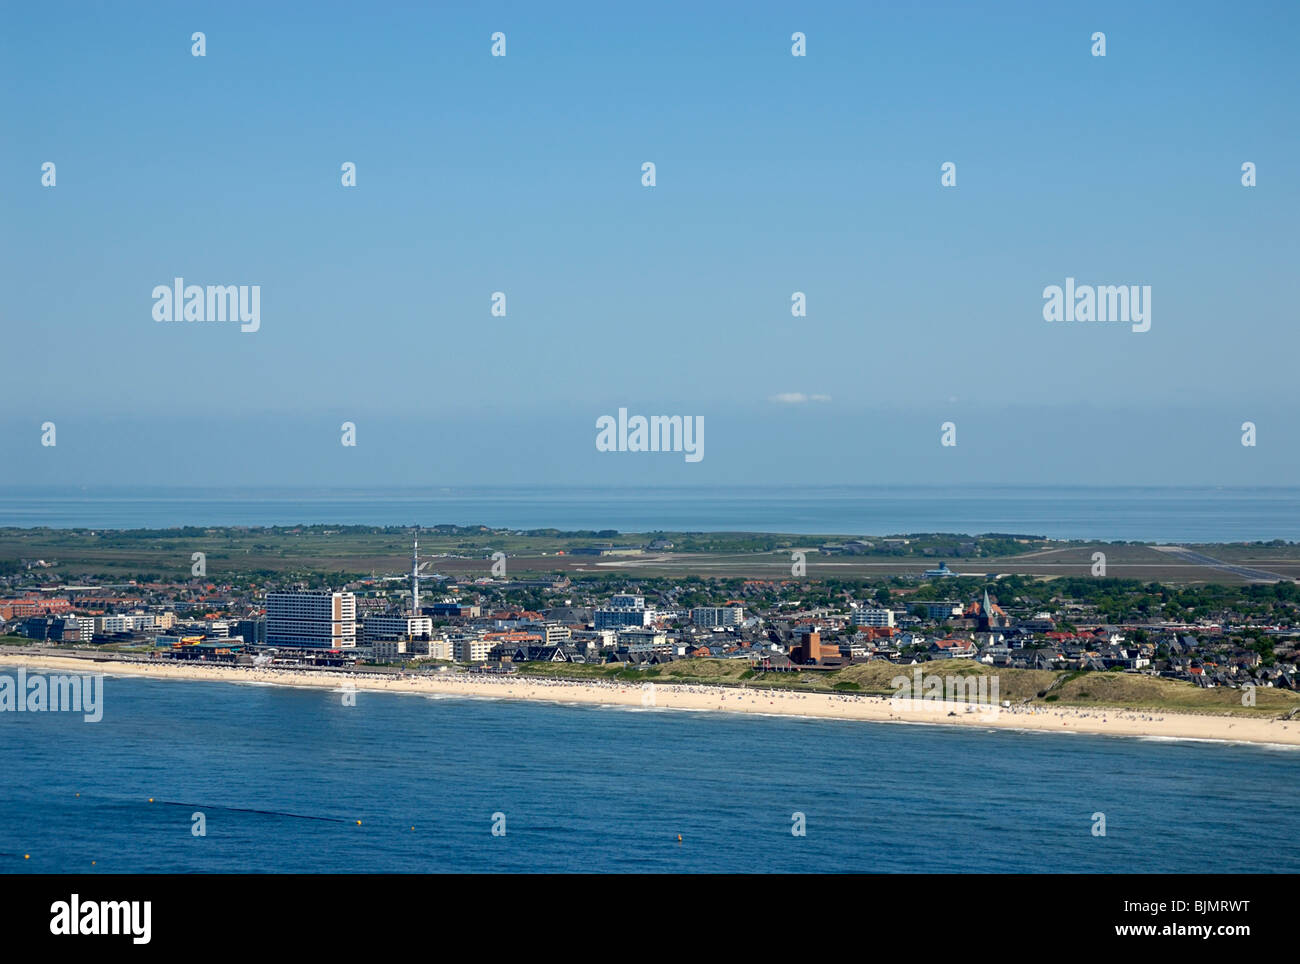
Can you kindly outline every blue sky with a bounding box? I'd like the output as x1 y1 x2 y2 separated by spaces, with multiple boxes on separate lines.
2 1 1297 486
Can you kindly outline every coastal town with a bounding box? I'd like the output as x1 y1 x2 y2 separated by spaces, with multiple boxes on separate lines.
3 529 1297 696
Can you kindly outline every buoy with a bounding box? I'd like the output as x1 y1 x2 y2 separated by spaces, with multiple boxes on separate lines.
75 793 80 798
91 861 96 866
356 820 362 826
676 834 682 842
23 855 29 860
148 798 154 803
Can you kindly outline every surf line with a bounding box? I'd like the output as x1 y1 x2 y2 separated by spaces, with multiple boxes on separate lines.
152 800 352 823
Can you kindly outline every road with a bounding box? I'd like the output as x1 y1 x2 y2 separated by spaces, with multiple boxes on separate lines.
1149 546 1292 583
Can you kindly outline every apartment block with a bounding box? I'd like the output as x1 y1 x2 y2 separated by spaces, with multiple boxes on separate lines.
266 591 357 649
850 607 895 628
691 606 744 628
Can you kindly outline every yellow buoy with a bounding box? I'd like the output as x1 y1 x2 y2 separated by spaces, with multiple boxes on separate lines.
23 854 29 860
148 798 154 803
356 820 362 826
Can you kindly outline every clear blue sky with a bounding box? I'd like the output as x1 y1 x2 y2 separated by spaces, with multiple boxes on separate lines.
2 1 1297 486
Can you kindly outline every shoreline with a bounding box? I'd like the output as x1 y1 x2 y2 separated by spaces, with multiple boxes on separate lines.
5 654 1300 748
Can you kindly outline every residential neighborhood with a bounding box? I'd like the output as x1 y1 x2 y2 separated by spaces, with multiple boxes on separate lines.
4 540 1296 694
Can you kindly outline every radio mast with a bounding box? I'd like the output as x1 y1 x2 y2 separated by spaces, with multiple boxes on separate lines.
410 527 421 617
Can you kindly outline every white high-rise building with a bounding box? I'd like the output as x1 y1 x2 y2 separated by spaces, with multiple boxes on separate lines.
452 634 492 662
266 591 357 649
691 606 744 628
594 607 653 630
99 614 155 634
61 615 95 642
618 627 669 652
594 593 654 630
363 613 433 642
851 607 894 628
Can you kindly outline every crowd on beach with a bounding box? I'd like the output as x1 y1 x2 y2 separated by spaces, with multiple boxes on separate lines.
69 659 1185 725
13 653 1296 743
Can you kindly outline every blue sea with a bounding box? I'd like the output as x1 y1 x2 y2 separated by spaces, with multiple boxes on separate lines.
2 484 1300 542
1 671 1297 873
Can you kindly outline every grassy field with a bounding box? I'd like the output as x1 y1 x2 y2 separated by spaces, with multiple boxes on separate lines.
3 526 1297 583
1043 670 1300 715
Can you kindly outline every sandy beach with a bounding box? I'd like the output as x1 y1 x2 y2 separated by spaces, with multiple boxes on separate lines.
6 654 1299 747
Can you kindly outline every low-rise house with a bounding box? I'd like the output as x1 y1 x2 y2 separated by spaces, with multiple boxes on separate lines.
929 637 977 659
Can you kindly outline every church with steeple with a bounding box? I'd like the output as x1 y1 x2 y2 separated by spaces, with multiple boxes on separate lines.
971 589 1009 632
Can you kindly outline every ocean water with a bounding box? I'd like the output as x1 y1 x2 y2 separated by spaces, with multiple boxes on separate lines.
1 671 1297 873
2 484 1300 542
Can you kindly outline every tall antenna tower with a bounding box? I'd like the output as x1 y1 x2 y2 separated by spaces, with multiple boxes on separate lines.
410 526 421 617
